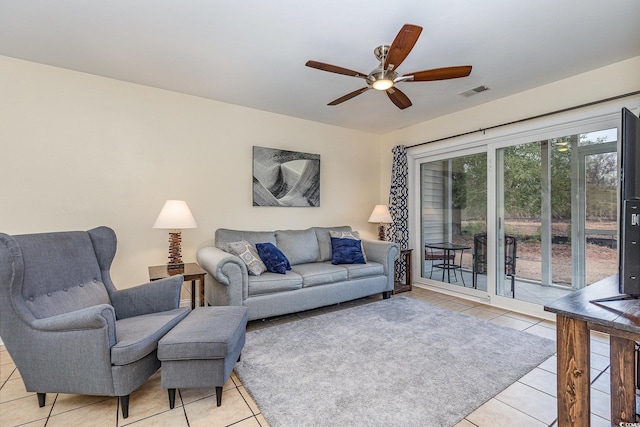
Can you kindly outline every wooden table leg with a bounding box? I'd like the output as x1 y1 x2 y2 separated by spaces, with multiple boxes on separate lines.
190 280 196 309
199 276 205 307
610 335 636 424
556 314 591 427
405 251 412 292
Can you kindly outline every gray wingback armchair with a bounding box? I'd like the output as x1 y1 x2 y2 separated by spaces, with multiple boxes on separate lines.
0 226 191 418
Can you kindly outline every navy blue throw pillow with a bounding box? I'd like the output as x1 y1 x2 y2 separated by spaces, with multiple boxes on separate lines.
256 242 291 274
330 237 366 265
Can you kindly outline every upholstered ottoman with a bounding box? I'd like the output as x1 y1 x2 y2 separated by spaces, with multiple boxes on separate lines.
157 306 248 408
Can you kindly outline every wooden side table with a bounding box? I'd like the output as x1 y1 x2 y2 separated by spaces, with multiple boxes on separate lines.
394 249 413 294
149 262 206 309
544 275 638 426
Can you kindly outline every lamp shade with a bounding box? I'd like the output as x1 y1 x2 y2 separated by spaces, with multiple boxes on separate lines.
153 200 197 229
368 205 393 224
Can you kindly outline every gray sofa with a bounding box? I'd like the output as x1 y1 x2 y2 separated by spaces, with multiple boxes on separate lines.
196 226 400 321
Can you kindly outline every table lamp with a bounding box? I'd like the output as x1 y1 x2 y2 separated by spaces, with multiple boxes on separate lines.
368 204 393 241
153 200 198 270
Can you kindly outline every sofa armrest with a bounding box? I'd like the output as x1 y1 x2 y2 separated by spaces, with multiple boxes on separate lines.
110 276 183 320
362 239 400 290
196 246 247 306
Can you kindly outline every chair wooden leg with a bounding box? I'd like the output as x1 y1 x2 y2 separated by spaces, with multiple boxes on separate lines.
168 388 176 409
120 395 130 419
37 393 46 407
215 386 223 407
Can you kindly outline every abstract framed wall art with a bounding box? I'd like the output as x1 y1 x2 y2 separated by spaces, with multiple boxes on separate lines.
252 146 320 207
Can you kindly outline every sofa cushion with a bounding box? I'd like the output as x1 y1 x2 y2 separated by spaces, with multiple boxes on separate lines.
248 271 303 296
111 307 190 366
341 261 384 279
275 229 320 265
215 229 276 249
255 242 291 274
331 237 366 265
225 240 267 276
291 263 348 287
312 226 352 262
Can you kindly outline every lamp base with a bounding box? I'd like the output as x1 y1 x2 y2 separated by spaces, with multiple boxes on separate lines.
167 231 184 266
377 224 386 241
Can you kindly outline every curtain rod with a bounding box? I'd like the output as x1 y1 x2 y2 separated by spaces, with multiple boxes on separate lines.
407 90 640 149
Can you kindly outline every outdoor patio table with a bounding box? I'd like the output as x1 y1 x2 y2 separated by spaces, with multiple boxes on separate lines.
425 242 470 285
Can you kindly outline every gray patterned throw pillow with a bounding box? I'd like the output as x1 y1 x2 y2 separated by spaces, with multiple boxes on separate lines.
226 240 267 276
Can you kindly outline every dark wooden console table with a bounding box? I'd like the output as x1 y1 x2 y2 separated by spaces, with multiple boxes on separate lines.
544 275 639 426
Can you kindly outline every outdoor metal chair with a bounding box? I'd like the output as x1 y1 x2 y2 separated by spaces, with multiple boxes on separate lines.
472 233 517 297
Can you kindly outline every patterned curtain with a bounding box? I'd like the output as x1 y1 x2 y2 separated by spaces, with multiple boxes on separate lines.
386 145 409 281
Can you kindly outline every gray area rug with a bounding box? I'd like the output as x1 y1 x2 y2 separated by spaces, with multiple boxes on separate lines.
235 296 556 427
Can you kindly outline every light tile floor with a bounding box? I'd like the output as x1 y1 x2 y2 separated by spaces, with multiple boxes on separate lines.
0 287 614 426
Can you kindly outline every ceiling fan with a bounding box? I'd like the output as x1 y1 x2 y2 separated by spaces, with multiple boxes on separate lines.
305 24 472 110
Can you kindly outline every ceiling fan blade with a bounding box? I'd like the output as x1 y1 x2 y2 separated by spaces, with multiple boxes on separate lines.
328 87 371 106
386 87 412 110
384 24 423 71
405 65 472 81
305 60 367 78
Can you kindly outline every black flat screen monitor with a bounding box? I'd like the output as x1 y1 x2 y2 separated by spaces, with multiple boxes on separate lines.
619 107 640 296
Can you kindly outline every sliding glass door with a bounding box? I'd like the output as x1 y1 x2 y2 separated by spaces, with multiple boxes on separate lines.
496 139 569 303
577 139 618 287
419 150 487 294
494 130 618 305
412 117 620 312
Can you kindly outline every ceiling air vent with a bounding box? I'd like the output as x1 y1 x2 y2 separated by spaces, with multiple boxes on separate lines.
458 85 490 98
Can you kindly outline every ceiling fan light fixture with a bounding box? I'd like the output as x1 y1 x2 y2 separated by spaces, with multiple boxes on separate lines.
372 79 394 90
368 68 396 91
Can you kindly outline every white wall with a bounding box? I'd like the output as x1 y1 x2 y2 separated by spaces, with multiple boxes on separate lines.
0 56 383 287
379 56 640 196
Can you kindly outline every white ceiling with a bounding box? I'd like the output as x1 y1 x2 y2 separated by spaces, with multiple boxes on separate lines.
1 0 639 135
